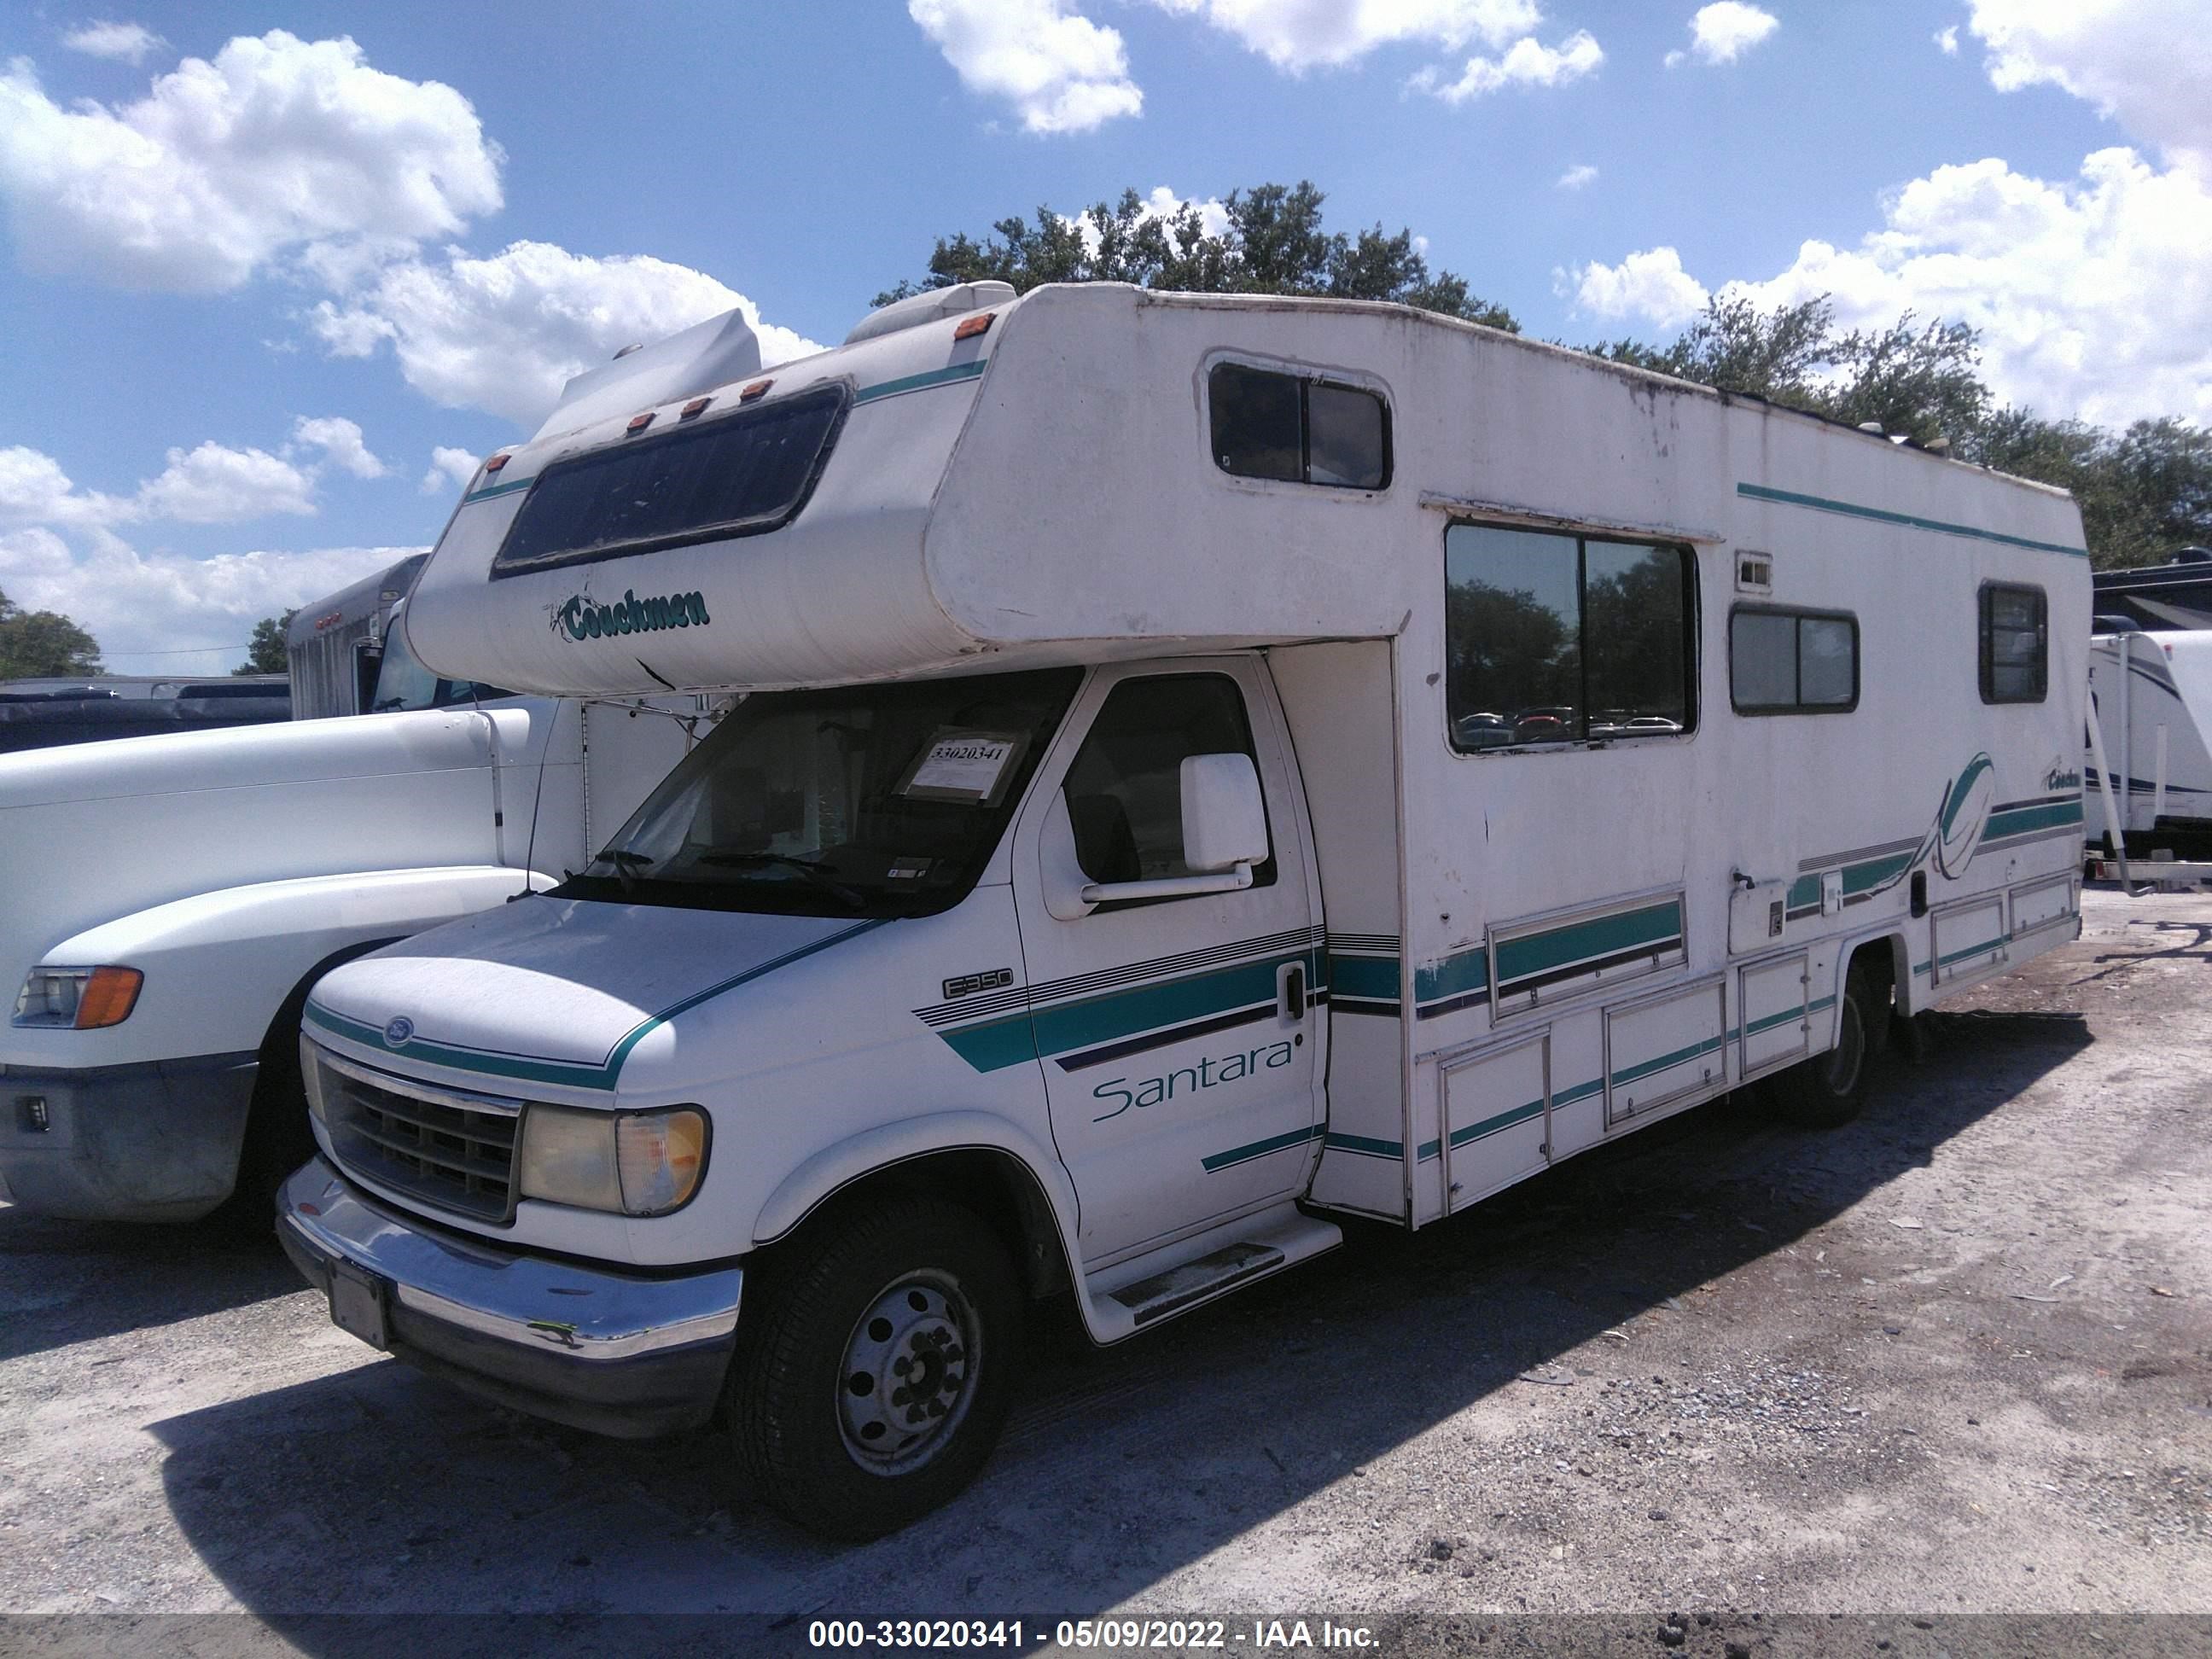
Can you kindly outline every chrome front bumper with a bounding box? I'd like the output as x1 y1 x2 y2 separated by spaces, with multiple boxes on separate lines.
278 1156 744 1438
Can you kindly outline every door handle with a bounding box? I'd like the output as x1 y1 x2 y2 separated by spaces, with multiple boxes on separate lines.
1278 961 1307 1022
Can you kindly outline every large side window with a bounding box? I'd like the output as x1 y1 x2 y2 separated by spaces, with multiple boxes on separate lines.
1729 607 1859 715
1444 523 1696 750
1062 675 1275 891
1209 363 1389 491
1980 583 2047 703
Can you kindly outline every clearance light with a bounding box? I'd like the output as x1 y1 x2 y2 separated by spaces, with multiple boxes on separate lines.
738 379 773 402
680 396 713 420
11 965 144 1030
626 411 656 434
483 452 512 474
952 311 995 341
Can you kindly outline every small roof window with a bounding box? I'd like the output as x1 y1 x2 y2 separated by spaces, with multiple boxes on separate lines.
1209 362 1390 491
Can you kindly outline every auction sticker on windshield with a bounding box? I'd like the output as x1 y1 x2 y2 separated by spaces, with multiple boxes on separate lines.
899 729 1025 805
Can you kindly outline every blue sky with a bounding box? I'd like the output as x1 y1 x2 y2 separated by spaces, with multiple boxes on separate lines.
1 1 2205 671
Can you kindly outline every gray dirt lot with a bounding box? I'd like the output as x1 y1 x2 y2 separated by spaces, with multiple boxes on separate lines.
0 888 2206 1642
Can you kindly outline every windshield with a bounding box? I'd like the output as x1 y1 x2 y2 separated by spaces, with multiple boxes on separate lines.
558 667 1083 918
371 613 514 712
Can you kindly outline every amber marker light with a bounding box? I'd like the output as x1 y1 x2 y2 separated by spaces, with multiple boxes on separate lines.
75 967 144 1029
680 396 713 420
737 379 773 402
482 452 511 473
626 411 656 434
952 311 994 341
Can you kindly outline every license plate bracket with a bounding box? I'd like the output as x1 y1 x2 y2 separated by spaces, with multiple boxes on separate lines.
329 1257 391 1349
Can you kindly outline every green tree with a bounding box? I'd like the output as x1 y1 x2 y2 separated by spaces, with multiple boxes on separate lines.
0 587 102 679
876 180 1518 331
1965 411 2212 569
236 608 298 675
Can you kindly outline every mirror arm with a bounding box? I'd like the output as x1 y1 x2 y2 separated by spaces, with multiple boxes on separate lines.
1079 864 1254 905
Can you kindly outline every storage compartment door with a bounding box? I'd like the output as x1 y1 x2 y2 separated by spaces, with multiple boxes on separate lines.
2009 874 2075 949
1931 895 2008 985
1738 953 1811 1078
1441 1030 1550 1213
1604 979 1726 1128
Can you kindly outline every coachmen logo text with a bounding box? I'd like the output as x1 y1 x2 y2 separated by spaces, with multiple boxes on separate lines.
555 589 710 642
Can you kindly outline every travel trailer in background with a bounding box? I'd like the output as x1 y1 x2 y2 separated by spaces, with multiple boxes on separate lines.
285 553 432 719
2086 627 2212 862
0 626 696 1223
275 281 2090 1539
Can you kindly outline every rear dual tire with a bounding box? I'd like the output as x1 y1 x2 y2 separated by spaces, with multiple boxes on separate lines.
1770 966 1883 1128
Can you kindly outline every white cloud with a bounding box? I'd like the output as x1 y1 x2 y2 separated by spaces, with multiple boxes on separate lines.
134 442 320 523
1562 245 1711 329
908 0 1142 134
0 447 130 530
1567 148 2212 428
1967 0 2211 172
1557 162 1599 189
61 21 166 64
1412 30 1604 102
0 31 502 293
1936 25 1960 55
290 416 387 480
422 446 479 496
1062 183 1231 254
2 527 415 670
1150 0 1542 71
309 240 824 428
1666 3 1778 67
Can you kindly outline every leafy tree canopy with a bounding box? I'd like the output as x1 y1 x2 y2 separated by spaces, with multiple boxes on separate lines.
876 181 1517 331
0 587 102 680
236 609 298 676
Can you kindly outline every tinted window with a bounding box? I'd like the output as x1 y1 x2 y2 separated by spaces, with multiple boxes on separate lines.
1730 608 1859 714
1445 523 1695 748
1981 583 2047 703
494 384 847 576
1209 363 1388 490
1062 674 1274 891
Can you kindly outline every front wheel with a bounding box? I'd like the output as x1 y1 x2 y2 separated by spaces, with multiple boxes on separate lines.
1770 967 1883 1128
728 1196 1022 1540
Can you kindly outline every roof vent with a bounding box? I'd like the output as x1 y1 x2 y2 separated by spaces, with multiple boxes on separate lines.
1856 422 1884 434
2174 545 2212 565
844 281 1017 346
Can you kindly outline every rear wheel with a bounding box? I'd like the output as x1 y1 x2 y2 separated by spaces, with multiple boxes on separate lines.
1771 966 1883 1128
729 1196 1022 1540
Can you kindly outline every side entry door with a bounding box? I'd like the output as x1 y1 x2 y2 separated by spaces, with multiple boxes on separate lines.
1010 659 1324 1266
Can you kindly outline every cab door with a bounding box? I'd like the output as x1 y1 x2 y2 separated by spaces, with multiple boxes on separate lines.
1010 659 1325 1266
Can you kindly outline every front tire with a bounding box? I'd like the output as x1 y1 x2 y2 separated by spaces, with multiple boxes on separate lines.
729 1196 1022 1540
1771 966 1883 1128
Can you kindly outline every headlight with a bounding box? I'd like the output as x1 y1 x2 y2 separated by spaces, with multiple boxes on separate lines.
516 1105 707 1216
11 965 143 1030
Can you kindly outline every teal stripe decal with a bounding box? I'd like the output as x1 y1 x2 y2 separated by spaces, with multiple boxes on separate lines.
1842 853 1914 897
1496 899 1681 987
1413 949 1487 1005
1329 953 1403 1003
1450 1098 1543 1147
1980 800 2082 841
1937 933 2009 967
1737 483 2088 558
1323 1131 1402 1159
853 358 987 405
461 474 534 505
1201 1122 1325 1173
306 919 886 1091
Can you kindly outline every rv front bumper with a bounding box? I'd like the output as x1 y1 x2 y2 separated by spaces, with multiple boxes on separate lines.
0 1052 258 1221
278 1157 744 1438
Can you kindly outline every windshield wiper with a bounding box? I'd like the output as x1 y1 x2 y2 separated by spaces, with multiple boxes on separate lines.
699 852 868 909
596 847 654 895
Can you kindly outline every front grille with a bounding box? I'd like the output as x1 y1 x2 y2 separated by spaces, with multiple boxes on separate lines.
319 1054 521 1222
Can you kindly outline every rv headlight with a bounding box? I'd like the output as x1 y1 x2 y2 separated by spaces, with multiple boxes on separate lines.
517 1105 707 1216
12 965 143 1030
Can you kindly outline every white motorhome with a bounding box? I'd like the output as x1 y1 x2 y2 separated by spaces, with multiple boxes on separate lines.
277 282 2090 1539
2086 628 2212 860
0 632 694 1221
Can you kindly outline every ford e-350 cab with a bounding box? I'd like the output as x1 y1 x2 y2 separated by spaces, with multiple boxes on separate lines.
281 280 2092 1539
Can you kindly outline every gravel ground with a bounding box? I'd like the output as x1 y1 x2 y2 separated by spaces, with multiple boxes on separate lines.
0 887 2206 1650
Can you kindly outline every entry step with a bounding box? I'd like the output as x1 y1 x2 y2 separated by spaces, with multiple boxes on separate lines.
1082 1208 1341 1342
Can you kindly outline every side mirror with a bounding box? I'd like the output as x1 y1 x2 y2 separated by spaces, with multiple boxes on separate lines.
1180 753 1268 872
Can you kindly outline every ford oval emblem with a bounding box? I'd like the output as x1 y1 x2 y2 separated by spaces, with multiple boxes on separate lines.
383 1016 415 1046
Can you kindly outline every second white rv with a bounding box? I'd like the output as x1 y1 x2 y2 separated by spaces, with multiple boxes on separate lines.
2087 627 2212 860
276 282 2091 1539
